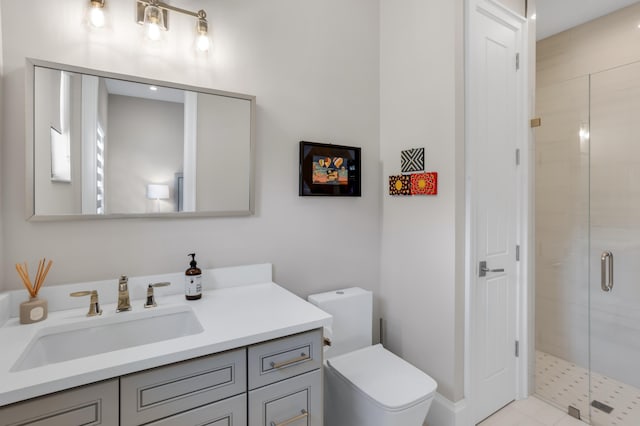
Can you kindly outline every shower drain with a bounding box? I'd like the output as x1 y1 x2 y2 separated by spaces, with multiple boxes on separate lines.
592 400 614 414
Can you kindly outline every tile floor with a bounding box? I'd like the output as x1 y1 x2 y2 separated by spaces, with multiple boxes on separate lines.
536 351 640 425
479 351 640 425
478 396 585 425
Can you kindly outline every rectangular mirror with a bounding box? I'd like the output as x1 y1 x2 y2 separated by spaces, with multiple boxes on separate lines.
26 58 255 220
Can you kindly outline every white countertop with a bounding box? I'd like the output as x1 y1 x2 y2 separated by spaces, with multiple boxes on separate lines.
0 266 331 407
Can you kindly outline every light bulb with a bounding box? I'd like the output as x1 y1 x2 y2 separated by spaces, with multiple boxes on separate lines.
89 7 105 28
196 34 210 52
146 22 162 41
88 0 105 28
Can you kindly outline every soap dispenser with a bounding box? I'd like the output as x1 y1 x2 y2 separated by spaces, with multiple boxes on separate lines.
185 253 202 300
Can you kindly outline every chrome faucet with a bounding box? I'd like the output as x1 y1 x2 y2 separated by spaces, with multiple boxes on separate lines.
116 275 131 312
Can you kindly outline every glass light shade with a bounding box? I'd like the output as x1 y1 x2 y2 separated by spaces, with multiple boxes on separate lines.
143 5 165 41
195 18 210 52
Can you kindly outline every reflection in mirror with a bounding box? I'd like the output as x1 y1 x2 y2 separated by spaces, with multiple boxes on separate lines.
28 59 255 219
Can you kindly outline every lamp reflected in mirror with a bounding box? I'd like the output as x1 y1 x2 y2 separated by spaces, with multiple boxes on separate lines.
147 184 170 212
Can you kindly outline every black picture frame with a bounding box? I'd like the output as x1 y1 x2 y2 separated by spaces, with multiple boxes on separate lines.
299 141 361 196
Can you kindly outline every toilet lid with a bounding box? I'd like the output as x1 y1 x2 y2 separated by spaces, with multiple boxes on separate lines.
326 344 438 411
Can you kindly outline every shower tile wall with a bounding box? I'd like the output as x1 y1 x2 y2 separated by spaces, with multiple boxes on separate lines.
535 76 590 369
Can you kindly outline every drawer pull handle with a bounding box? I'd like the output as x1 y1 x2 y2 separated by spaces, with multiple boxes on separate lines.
270 353 309 369
270 409 308 426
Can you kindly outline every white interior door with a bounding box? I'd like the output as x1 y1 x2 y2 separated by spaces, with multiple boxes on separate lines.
467 1 522 423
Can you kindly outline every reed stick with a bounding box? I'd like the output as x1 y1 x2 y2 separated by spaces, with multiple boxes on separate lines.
15 258 52 298
35 260 53 295
15 263 35 298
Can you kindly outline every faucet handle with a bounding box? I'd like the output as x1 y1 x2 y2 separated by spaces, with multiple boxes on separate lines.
119 275 128 288
144 282 171 308
116 275 132 313
70 290 102 317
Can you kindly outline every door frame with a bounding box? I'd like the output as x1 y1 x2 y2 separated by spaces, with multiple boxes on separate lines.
464 0 533 422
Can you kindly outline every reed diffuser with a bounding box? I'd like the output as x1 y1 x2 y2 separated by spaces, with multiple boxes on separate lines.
15 258 53 324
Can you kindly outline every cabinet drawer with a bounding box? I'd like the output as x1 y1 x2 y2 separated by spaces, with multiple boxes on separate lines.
248 369 322 426
0 379 118 426
121 348 246 425
248 329 322 389
146 393 247 426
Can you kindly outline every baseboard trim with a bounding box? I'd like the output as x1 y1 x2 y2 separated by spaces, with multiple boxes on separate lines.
425 393 468 426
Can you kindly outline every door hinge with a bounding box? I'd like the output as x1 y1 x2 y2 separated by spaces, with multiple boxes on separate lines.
515 149 520 166
516 53 520 71
516 245 520 261
530 117 542 128
515 340 520 357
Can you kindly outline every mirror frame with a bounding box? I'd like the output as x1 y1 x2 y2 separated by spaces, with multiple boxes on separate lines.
25 58 256 221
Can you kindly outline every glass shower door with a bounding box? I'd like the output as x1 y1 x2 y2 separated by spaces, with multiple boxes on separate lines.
589 60 640 426
534 75 591 420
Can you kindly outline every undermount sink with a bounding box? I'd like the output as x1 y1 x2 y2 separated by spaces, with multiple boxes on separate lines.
11 306 204 372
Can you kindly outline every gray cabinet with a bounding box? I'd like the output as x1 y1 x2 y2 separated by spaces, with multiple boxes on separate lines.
120 348 246 425
0 379 118 426
248 329 322 389
248 370 322 426
0 329 323 426
248 329 323 426
146 394 247 426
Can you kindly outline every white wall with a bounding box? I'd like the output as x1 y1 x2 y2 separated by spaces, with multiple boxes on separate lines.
0 3 4 291
379 0 465 402
33 69 83 215
0 0 380 302
106 95 183 214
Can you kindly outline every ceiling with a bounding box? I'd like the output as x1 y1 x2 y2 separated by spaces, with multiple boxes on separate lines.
536 0 639 40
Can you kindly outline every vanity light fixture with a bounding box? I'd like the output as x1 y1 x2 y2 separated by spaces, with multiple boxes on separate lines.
195 11 210 53
136 1 210 52
88 0 106 28
142 2 166 41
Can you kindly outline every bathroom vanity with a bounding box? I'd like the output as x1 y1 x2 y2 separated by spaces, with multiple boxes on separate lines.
0 264 330 426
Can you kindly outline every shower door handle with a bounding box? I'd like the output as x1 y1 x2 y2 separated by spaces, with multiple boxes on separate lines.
601 251 613 292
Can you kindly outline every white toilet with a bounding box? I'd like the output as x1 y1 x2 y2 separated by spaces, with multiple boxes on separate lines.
308 287 437 426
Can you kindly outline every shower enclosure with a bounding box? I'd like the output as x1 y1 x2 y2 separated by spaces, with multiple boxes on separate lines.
535 60 640 425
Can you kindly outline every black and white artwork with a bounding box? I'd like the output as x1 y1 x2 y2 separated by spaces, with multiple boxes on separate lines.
401 147 425 174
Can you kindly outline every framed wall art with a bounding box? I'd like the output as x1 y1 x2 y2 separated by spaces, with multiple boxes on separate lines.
299 141 361 196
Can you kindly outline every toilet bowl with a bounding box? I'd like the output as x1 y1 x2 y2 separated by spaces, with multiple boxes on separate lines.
308 287 437 426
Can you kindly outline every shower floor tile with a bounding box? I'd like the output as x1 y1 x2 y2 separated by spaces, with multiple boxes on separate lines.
536 351 640 425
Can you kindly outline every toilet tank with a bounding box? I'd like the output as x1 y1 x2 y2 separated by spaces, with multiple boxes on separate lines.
308 287 372 359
